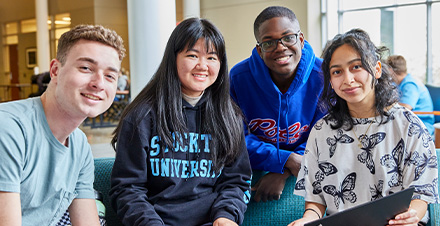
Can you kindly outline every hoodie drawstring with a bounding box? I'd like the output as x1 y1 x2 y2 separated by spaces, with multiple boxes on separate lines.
277 93 291 165
285 93 290 147
196 106 201 161
277 94 282 164
182 106 190 181
183 105 201 182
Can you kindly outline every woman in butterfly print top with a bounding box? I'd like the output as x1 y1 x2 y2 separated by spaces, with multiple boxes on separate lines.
289 29 439 226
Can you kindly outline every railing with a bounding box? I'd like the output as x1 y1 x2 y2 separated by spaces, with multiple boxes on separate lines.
0 83 32 101
82 90 130 128
413 111 440 116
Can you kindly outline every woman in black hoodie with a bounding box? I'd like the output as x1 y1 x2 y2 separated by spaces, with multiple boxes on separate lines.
110 18 252 226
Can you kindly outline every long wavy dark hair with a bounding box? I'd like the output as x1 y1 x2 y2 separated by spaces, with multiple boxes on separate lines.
111 18 244 171
320 28 399 130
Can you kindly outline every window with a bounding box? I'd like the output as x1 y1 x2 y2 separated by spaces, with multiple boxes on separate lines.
21 19 37 33
342 9 381 44
51 13 71 54
432 3 440 85
393 5 426 83
3 22 18 73
4 22 18 45
53 13 71 29
2 13 71 74
341 0 395 10
322 0 440 85
5 22 18 35
323 0 339 45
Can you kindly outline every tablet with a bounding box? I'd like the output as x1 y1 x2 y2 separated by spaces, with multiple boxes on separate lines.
304 187 415 226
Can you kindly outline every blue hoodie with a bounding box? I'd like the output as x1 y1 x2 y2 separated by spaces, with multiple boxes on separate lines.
230 41 326 174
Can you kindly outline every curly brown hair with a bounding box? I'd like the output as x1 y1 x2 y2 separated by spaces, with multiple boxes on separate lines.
56 24 126 64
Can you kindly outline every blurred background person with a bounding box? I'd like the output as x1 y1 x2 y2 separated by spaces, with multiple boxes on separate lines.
387 55 434 137
115 68 130 101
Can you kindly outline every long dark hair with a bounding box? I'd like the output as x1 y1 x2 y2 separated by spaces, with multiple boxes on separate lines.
111 18 244 170
320 28 399 130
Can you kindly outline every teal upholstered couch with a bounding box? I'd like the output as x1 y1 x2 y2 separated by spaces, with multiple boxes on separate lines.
94 158 123 226
94 149 440 226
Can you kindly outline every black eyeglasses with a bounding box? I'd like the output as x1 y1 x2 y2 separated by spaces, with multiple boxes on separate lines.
258 32 301 52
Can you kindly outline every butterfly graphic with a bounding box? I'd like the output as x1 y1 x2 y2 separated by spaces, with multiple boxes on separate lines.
295 178 305 190
312 180 322 195
409 152 438 181
304 165 309 175
295 166 308 190
304 148 310 155
380 138 406 187
326 129 354 158
370 180 384 201
412 178 439 203
323 172 357 209
403 111 433 148
315 162 338 181
404 151 413 165
353 118 371 125
357 132 386 174
312 162 338 194
314 120 324 130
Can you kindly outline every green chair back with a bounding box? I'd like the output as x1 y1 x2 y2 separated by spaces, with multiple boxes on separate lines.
94 157 123 226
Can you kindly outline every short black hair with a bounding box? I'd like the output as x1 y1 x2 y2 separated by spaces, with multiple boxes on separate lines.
253 6 298 41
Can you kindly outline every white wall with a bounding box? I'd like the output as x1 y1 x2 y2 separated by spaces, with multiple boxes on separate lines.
200 0 322 68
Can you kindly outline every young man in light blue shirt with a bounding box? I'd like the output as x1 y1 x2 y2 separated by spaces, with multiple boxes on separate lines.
387 55 434 136
0 24 125 225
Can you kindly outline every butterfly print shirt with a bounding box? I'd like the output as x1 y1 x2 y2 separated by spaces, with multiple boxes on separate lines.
294 104 439 215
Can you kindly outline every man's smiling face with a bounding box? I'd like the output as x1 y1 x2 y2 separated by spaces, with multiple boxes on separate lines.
256 16 304 80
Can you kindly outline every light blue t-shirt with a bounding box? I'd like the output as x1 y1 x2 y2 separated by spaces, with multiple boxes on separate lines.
399 74 435 136
0 97 95 226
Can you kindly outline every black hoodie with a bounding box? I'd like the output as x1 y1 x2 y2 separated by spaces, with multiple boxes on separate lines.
110 97 252 226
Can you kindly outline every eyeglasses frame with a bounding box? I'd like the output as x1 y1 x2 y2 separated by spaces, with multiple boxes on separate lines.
257 31 302 53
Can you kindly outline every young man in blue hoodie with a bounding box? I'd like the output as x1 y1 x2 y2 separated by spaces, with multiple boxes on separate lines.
230 6 326 202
